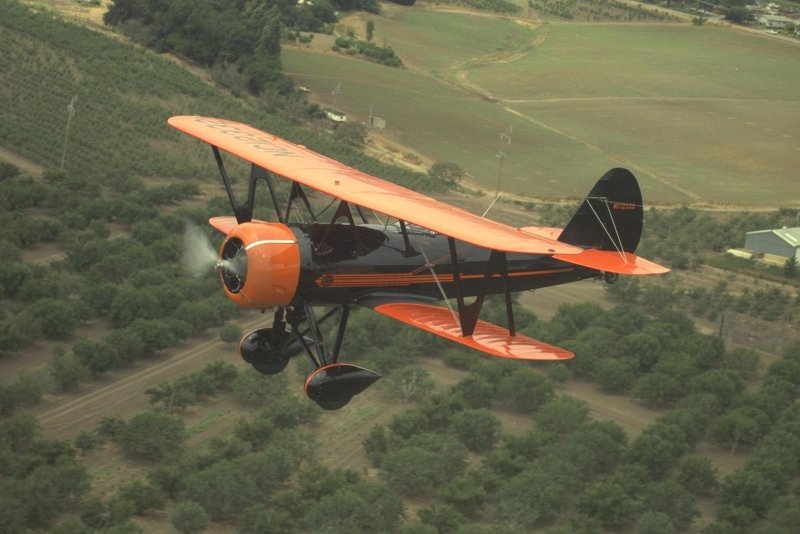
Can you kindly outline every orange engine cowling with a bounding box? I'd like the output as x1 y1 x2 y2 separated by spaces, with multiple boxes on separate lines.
217 222 300 309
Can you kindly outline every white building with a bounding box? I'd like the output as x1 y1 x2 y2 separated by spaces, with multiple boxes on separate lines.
324 109 347 122
744 227 800 260
758 14 797 28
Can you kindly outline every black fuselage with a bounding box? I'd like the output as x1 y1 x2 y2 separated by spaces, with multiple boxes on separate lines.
290 223 596 306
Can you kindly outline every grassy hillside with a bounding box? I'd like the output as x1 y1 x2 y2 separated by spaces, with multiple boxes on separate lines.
0 0 435 192
288 8 800 206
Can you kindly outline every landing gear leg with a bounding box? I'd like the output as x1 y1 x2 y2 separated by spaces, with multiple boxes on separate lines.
287 302 380 410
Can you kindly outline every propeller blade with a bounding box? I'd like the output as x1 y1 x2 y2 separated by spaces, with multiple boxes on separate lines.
182 221 218 277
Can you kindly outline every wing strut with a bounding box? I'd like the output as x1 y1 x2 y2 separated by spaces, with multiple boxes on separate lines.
211 146 312 225
447 238 516 337
284 181 317 223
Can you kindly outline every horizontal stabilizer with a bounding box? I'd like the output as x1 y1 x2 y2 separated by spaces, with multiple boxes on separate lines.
373 303 573 361
553 249 669 275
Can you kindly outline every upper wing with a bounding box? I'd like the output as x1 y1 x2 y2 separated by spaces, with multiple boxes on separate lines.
169 116 582 256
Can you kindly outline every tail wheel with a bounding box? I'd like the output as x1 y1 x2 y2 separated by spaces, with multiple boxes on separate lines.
603 271 619 284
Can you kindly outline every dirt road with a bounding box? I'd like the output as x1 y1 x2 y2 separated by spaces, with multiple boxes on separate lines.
32 314 266 439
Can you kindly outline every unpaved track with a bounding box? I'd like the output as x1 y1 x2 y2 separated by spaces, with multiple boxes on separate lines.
33 314 266 438
32 281 616 440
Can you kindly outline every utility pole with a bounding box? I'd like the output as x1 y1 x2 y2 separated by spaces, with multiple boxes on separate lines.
60 94 77 171
495 125 511 196
495 151 506 196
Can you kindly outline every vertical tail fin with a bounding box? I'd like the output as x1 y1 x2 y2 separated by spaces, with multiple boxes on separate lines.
558 168 643 253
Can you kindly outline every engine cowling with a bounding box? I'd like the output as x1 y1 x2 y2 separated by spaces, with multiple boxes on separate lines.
217 222 300 309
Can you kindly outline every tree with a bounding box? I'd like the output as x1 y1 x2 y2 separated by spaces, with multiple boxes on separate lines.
0 160 20 180
627 424 688 477
429 162 464 185
577 480 636 530
72 338 117 377
594 357 638 393
497 367 554 412
725 6 754 23
534 395 589 434
564 420 627 476
641 480 698 529
302 479 405 533
74 430 102 453
48 346 88 391
172 501 209 534
617 331 661 372
451 409 501 453
783 257 797 279
722 347 760 380
495 461 578 529
117 479 165 515
676 456 718 496
363 424 389 467
219 322 241 343
381 438 467 496
182 459 262 521
366 19 374 41
232 367 288 406
0 415 40 467
334 122 367 145
712 406 767 454
30 298 80 339
451 374 495 408
381 366 434 404
689 369 744 409
754 495 800 534
440 473 487 518
634 371 685 408
635 512 675 534
117 411 185 461
418 503 465 533
719 468 781 520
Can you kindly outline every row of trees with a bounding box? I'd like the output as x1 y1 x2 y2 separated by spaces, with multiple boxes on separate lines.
608 275 798 324
333 37 404 67
527 0 679 21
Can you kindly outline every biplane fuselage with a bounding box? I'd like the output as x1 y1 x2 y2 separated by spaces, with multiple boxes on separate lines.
293 223 589 305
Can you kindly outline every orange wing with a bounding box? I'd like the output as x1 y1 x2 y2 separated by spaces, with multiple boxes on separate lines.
374 302 573 360
169 116 582 256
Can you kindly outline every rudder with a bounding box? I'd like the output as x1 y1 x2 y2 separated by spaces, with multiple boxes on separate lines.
558 168 643 253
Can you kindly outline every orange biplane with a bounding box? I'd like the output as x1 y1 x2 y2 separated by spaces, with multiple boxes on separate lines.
169 116 668 409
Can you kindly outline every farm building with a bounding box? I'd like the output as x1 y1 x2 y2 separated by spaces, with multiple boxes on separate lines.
757 14 797 28
744 227 800 260
324 109 347 122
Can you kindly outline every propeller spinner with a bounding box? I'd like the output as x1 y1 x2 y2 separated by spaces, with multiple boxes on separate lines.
216 221 301 309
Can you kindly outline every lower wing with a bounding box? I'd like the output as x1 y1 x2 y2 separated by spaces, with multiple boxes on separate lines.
357 294 572 361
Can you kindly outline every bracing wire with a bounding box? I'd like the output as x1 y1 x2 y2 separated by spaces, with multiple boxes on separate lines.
418 245 459 325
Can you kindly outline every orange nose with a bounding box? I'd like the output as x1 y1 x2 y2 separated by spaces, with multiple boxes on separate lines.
219 222 300 309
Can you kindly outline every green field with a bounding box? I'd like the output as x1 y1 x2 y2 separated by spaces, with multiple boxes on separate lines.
286 11 800 206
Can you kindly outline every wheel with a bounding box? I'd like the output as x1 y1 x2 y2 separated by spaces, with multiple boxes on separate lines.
304 363 381 410
239 328 290 375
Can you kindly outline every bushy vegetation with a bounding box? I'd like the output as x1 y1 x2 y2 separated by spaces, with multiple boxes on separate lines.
528 0 679 21
0 0 440 191
333 37 404 67
0 414 90 532
427 0 522 14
